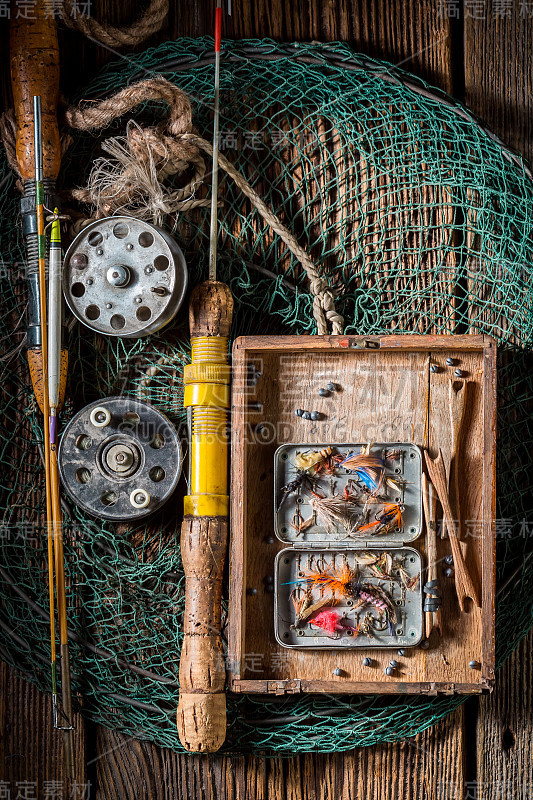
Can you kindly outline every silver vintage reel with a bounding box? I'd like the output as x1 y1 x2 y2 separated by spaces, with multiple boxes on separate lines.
63 216 188 337
58 397 182 521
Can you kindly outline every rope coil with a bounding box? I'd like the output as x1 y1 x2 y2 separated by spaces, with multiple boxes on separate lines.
1 76 343 335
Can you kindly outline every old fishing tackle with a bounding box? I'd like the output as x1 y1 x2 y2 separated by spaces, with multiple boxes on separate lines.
63 216 188 338
340 450 385 493
273 443 424 649
290 586 312 625
341 447 404 497
58 396 182 521
308 491 361 535
357 503 404 536
298 563 398 636
31 96 75 776
290 504 314 536
290 590 337 627
10 0 76 765
277 469 317 511
177 0 234 754
350 583 398 637
366 552 419 590
357 612 377 639
293 446 343 474
302 562 356 596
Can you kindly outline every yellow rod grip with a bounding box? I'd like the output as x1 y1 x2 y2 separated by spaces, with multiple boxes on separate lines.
184 336 230 518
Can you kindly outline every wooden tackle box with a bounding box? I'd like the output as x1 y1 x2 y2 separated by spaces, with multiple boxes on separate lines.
228 335 496 695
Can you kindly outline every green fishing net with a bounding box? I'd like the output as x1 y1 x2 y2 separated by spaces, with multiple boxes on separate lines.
1 38 533 754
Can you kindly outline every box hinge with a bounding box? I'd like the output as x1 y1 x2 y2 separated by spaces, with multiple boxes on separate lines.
337 336 381 350
419 683 457 695
292 541 339 550
267 679 301 695
437 684 457 695
362 539 405 549
291 539 406 550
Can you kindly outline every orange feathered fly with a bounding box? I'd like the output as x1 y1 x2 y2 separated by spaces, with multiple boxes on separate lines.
356 503 404 536
302 563 357 597
377 503 403 532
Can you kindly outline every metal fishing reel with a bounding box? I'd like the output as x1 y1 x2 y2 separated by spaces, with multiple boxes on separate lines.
63 216 188 337
58 397 182 521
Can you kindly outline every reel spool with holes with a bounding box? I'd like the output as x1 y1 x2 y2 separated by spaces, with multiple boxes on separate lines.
63 216 188 338
58 396 182 521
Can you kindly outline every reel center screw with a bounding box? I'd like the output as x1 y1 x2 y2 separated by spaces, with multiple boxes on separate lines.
106 265 131 288
104 443 137 474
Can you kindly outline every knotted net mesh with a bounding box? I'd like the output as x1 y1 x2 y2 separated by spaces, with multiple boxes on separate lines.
0 38 532 753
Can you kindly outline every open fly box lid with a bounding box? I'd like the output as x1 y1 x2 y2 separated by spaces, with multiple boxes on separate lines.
273 442 424 649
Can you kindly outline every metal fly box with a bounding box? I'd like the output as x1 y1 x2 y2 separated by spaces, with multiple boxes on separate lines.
273 443 424 649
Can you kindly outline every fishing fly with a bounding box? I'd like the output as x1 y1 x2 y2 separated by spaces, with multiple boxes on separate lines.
277 469 317 511
289 587 337 628
298 563 398 636
308 491 360 536
356 503 404 536
294 446 344 475
340 448 385 492
274 443 423 649
309 609 360 638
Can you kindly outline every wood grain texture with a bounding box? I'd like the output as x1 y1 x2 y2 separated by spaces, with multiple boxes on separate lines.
0 664 87 789
92 704 466 800
463 17 532 798
424 449 480 611
177 515 229 753
477 629 533 800
464 3 533 165
9 0 61 181
229 335 495 694
189 282 234 339
0 0 530 798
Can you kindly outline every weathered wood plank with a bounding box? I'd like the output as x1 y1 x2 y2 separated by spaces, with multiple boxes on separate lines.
92 705 466 799
464 3 533 165
225 0 454 91
464 7 533 798
0 664 87 793
477 629 533 800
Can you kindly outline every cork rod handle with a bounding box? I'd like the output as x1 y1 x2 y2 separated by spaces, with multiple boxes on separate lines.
177 516 229 752
10 0 61 182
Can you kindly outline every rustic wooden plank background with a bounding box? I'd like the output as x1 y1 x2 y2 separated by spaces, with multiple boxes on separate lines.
0 1 532 798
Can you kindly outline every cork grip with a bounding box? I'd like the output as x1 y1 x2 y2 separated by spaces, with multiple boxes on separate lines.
177 281 233 753
188 281 233 339
10 0 61 182
177 516 229 752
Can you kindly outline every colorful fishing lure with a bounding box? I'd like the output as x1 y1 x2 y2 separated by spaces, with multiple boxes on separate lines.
356 503 404 535
277 469 316 511
290 588 337 627
309 609 359 637
294 446 343 475
340 451 385 493
300 565 397 636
